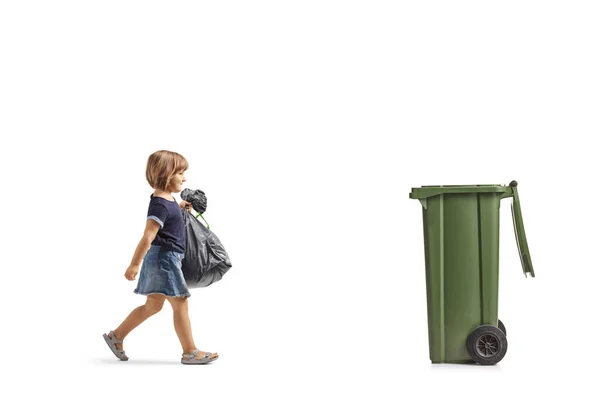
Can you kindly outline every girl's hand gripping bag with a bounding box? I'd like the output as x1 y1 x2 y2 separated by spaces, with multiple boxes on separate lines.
181 209 232 288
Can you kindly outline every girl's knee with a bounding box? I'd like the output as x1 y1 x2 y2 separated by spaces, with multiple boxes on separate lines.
167 296 188 311
145 295 165 314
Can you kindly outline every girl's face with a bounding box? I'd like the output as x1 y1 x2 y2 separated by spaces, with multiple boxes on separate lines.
168 170 187 193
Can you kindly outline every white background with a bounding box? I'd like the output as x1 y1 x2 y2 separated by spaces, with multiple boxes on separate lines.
1 1 599 398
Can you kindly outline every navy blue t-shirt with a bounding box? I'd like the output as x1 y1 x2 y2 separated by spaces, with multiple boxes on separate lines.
146 194 186 254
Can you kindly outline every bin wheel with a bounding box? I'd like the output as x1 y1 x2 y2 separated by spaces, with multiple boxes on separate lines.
498 319 506 336
466 325 508 365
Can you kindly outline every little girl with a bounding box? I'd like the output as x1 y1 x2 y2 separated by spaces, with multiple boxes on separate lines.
103 150 218 365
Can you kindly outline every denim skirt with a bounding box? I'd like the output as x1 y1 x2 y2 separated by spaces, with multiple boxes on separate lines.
134 245 191 298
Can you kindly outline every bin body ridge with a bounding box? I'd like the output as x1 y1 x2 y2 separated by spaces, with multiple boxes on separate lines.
422 192 502 363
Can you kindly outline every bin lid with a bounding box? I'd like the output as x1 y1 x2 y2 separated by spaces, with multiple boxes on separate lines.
510 182 535 277
409 181 535 278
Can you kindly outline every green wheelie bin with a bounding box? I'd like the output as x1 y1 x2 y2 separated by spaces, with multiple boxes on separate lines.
409 181 535 365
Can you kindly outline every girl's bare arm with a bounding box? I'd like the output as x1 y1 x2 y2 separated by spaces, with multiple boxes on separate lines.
125 220 160 280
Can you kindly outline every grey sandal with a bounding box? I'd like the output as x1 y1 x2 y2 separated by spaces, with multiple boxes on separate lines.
181 349 218 365
103 330 129 361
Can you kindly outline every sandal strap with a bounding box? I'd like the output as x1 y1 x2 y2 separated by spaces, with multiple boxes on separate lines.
110 330 123 344
182 349 202 360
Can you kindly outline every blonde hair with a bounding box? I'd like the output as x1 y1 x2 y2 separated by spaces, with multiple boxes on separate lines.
146 150 189 191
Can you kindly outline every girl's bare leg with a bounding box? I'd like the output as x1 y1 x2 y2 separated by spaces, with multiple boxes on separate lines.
108 294 166 351
167 296 218 360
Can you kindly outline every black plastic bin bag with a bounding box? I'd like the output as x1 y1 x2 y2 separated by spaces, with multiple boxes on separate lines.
181 209 232 288
181 188 207 214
